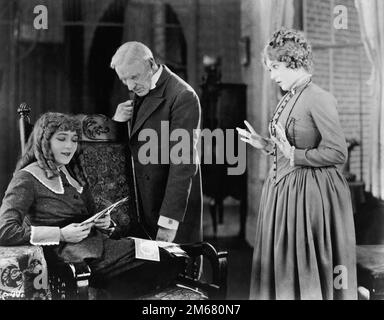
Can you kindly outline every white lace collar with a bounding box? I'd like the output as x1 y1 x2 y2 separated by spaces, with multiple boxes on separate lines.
22 162 83 194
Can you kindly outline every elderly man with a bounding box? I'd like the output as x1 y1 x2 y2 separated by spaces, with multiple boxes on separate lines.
111 41 202 243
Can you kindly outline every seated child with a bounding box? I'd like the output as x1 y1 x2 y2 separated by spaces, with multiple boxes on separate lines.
0 112 184 298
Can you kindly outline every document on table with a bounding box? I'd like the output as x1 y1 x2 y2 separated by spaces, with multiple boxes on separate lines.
129 237 160 262
157 241 188 257
128 237 189 262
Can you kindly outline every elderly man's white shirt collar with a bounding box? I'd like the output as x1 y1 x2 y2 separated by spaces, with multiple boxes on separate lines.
150 65 163 90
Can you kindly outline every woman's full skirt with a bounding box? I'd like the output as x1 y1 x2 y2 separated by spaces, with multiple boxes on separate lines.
250 166 357 300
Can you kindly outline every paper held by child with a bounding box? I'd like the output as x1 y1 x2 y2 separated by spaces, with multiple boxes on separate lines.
80 197 129 226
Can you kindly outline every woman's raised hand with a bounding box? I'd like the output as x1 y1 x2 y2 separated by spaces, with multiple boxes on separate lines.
60 223 93 243
271 122 292 159
236 120 269 150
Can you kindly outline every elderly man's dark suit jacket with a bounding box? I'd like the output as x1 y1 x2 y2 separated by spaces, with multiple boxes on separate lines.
128 65 202 244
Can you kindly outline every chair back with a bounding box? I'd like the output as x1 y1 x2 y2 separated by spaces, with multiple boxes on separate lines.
17 106 139 238
74 114 139 237
17 103 33 155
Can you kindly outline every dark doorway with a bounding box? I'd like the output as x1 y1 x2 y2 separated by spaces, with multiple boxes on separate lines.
164 4 187 80
64 0 84 113
88 0 126 116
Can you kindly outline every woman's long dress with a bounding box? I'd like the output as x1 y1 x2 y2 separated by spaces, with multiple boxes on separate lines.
250 82 357 300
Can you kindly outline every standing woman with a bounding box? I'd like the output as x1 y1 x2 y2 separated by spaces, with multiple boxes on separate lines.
237 28 357 299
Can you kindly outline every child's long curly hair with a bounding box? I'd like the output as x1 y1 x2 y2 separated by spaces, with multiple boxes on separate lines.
15 112 87 185
263 27 313 73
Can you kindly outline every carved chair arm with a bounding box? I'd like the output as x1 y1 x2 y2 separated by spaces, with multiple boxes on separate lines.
49 260 91 300
179 242 228 299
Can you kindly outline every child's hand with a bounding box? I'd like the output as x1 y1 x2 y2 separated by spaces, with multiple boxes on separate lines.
94 212 111 230
60 223 92 243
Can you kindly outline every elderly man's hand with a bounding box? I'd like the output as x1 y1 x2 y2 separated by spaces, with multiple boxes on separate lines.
156 227 177 242
113 100 134 122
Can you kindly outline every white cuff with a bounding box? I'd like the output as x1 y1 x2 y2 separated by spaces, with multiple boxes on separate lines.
112 115 127 122
158 216 179 230
30 226 61 246
290 146 296 167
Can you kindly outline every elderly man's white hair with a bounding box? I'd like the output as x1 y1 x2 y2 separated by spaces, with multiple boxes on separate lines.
110 41 154 69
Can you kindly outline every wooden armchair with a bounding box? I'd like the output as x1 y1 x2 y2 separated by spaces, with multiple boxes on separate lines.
0 104 228 300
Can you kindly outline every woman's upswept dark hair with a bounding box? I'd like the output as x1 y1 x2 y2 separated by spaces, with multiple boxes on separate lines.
263 27 313 72
15 112 86 185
